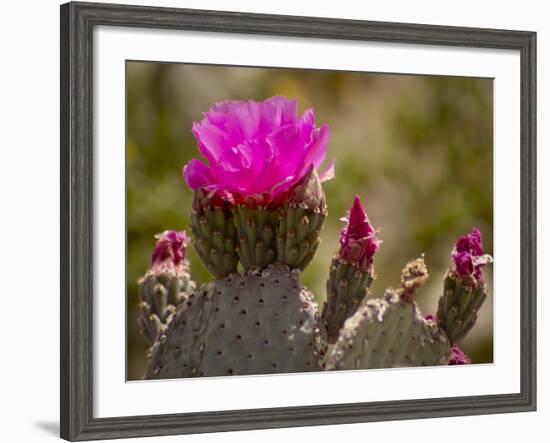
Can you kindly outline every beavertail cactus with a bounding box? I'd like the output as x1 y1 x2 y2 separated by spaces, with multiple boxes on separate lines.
137 96 492 379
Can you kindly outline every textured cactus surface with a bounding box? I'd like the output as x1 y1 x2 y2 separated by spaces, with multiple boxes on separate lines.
276 169 327 270
437 275 488 345
322 259 374 343
326 289 450 370
326 257 450 370
190 190 239 279
138 96 492 379
138 230 196 346
436 228 492 345
233 207 279 270
146 265 326 378
138 269 195 345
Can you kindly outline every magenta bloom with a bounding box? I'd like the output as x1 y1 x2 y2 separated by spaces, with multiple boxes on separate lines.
448 347 471 365
151 230 189 272
183 96 333 206
452 228 491 282
338 195 380 270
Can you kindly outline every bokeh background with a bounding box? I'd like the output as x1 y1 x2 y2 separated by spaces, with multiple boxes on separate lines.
126 61 493 380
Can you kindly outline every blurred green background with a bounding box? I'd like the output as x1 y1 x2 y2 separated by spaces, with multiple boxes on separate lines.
126 61 493 380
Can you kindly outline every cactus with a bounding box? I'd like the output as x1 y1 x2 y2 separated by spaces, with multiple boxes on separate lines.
147 265 326 378
436 228 493 345
138 96 491 378
138 231 196 345
325 258 451 370
233 205 279 270
322 195 379 343
190 189 239 278
276 168 328 270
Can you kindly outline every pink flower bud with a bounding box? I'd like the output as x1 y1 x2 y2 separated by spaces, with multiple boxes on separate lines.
451 228 492 282
449 347 471 365
151 230 189 272
338 195 380 270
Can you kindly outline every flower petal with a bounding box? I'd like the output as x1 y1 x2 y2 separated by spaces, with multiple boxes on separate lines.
182 159 214 190
453 251 474 276
192 121 231 164
451 228 489 281
307 124 330 169
294 124 330 182
318 159 335 183
151 230 189 271
259 96 298 132
267 125 309 177
213 144 259 193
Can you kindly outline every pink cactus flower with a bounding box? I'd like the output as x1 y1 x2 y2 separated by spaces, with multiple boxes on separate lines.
338 195 380 270
183 96 333 206
448 347 471 365
151 230 189 272
451 228 492 282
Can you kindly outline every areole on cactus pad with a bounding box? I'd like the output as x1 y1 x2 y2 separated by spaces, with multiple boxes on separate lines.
137 96 492 378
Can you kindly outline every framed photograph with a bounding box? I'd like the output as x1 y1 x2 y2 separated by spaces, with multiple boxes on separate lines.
60 1 536 440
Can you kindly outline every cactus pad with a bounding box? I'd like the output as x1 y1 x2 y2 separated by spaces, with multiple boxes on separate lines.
322 258 374 343
146 265 326 378
190 190 239 278
276 169 327 270
138 268 195 346
276 204 325 270
437 275 488 345
233 206 279 270
326 289 451 370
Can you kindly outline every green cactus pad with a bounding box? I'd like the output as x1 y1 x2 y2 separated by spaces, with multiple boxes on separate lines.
137 266 196 346
146 265 326 379
322 258 374 343
436 275 488 345
276 204 325 270
276 168 327 270
233 206 279 270
325 289 451 370
190 192 239 278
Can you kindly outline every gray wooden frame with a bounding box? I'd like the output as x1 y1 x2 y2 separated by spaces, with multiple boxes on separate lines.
60 1 537 440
